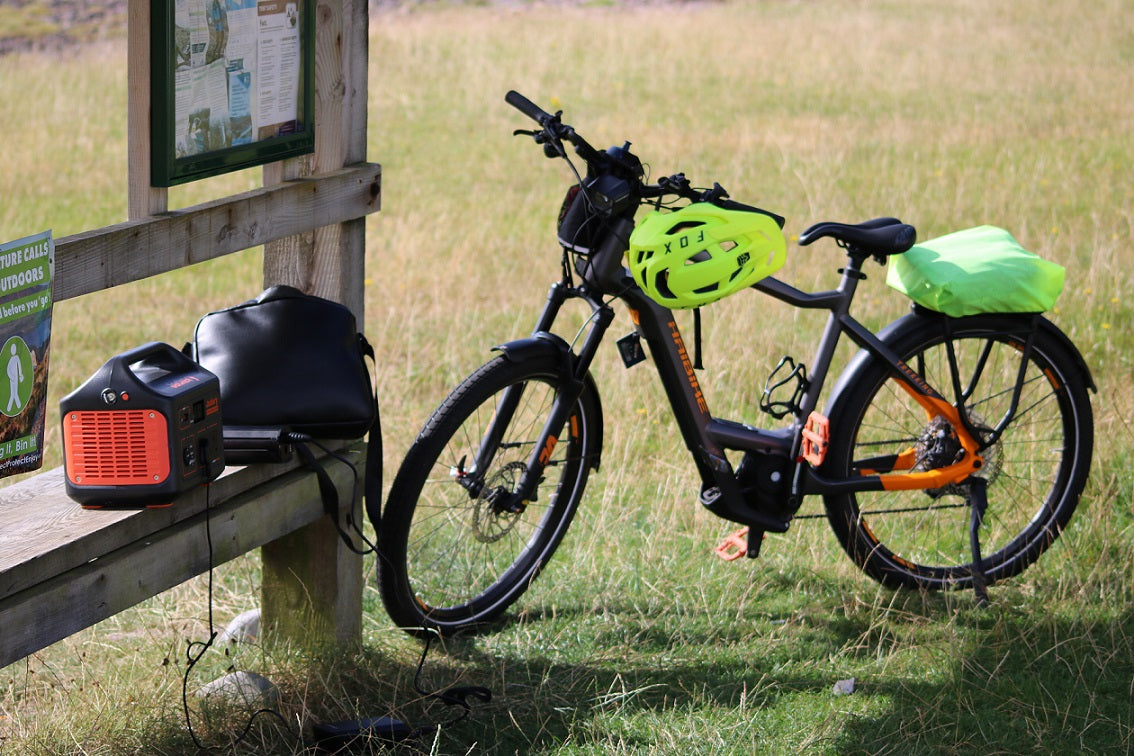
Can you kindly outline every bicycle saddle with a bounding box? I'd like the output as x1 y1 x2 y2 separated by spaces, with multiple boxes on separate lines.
797 217 916 257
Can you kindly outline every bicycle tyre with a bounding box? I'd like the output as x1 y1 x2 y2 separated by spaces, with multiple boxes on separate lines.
822 312 1093 590
379 353 601 634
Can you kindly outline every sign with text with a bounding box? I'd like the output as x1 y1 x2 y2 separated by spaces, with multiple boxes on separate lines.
151 0 314 186
0 230 53 477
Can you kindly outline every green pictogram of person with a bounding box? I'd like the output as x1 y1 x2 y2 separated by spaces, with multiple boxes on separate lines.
2 336 33 417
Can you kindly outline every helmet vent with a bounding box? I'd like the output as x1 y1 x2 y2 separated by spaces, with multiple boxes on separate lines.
667 220 705 235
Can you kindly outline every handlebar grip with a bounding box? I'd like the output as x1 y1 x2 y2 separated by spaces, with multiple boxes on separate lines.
505 90 552 124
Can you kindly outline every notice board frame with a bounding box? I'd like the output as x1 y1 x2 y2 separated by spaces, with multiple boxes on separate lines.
150 0 315 187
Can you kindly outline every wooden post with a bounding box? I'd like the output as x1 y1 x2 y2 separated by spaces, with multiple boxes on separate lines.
260 0 370 647
126 0 167 218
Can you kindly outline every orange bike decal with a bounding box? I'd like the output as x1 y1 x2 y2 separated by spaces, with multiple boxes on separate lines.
668 320 709 414
877 371 985 491
538 435 559 466
857 447 918 476
877 457 983 491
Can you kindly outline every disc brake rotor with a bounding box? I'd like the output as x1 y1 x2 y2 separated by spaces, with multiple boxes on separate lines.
917 412 1002 499
471 461 526 543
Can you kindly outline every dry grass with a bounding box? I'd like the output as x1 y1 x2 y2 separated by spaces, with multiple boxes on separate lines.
1 0 1133 752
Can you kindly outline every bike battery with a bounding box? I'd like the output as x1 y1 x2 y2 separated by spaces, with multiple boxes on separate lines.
61 342 224 508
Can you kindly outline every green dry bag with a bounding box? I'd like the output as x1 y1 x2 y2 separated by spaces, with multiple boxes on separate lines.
886 226 1065 317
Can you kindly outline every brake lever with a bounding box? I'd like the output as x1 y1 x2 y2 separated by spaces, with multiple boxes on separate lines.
700 182 730 203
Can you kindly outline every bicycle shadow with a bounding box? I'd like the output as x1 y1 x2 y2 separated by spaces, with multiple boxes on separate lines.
413 580 1134 754
98 570 1132 753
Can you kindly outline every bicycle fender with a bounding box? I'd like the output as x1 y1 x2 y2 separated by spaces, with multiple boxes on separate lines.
1035 316 1097 392
826 310 1096 418
493 331 574 366
492 332 605 472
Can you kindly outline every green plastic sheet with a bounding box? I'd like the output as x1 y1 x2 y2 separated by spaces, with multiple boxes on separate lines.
886 225 1065 317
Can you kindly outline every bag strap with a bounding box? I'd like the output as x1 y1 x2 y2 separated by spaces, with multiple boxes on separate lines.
358 334 382 539
291 335 382 556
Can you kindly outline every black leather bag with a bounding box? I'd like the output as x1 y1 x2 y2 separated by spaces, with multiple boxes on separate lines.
192 285 382 543
193 285 377 439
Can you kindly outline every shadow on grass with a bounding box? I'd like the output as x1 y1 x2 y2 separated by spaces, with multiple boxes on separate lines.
411 590 1134 754
73 577 1133 753
831 606 1134 754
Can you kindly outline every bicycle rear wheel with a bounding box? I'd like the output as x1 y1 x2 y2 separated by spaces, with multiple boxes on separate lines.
822 313 1093 590
379 353 601 634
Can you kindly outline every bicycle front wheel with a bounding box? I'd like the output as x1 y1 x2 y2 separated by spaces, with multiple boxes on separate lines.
822 313 1093 590
379 353 601 634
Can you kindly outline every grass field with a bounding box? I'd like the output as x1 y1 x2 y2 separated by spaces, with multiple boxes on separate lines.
2 0 1133 752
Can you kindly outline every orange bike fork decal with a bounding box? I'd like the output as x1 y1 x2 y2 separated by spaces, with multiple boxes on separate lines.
538 435 558 466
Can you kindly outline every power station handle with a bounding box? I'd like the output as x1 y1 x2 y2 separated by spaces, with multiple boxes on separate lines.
107 341 199 391
116 342 194 371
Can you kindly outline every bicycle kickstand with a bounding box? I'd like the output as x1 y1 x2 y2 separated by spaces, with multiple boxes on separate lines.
967 476 990 607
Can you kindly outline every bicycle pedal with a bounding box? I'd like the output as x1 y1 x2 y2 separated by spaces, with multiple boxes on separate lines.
801 411 830 466
714 527 751 561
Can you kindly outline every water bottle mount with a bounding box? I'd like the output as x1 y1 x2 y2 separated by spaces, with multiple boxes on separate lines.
760 356 809 419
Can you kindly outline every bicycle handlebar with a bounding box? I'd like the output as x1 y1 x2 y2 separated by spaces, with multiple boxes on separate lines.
505 90 552 125
505 91 785 227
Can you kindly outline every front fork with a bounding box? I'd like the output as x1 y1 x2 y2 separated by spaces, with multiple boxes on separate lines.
466 282 613 512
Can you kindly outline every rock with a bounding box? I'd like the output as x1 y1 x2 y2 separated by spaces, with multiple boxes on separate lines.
218 608 262 645
196 671 279 709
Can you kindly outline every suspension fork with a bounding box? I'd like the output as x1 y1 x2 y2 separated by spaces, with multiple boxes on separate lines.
467 281 612 509
467 282 572 485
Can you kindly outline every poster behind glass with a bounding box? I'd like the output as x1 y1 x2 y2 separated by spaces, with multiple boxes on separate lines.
152 0 313 186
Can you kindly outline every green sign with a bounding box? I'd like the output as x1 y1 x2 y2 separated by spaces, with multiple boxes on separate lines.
0 231 53 476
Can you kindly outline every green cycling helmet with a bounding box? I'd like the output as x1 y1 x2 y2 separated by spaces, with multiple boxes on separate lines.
628 203 787 309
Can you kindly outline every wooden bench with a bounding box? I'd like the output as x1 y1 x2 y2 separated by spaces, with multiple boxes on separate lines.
0 0 377 672
0 160 382 669
0 439 369 670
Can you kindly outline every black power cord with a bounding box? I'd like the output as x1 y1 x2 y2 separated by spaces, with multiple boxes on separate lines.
311 634 492 751
181 439 298 752
284 432 380 556
185 432 493 751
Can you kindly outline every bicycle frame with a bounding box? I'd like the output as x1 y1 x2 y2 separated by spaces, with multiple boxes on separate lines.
472 215 1048 549
476 234 1053 539
378 93 1097 635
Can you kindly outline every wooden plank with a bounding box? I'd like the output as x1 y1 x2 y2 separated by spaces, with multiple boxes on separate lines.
0 443 365 601
53 162 381 303
344 0 370 167
0 446 363 669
